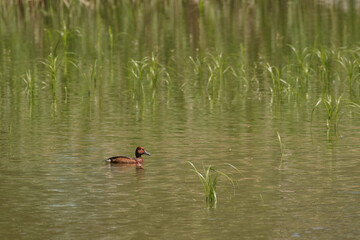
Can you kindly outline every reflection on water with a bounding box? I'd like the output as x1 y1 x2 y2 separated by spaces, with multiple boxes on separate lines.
1 1 360 239
106 163 146 181
1 103 360 239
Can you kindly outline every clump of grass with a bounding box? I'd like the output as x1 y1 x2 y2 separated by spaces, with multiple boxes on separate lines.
265 63 295 99
83 61 98 96
288 45 311 91
288 45 311 76
70 59 99 97
188 53 244 102
127 54 170 101
311 95 342 129
312 47 335 96
337 52 360 98
57 21 70 76
127 58 148 101
22 70 34 97
189 55 204 82
187 161 237 208
206 53 232 101
148 53 170 98
41 53 59 100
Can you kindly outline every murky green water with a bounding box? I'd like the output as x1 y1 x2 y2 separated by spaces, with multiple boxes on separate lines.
1 1 360 239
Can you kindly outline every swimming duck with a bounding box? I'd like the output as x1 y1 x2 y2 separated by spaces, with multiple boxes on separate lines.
106 146 151 167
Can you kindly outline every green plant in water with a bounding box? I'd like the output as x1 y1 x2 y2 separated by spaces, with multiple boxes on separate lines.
311 95 342 129
127 58 148 101
187 161 237 208
288 45 311 75
288 45 311 91
265 63 290 97
85 61 98 96
206 53 232 101
148 53 170 99
127 54 170 101
87 60 98 96
312 47 334 96
57 21 70 75
189 55 204 83
71 60 98 97
22 70 34 97
337 53 360 98
41 53 59 100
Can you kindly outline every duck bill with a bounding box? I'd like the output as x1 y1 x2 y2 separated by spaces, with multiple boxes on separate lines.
144 150 151 156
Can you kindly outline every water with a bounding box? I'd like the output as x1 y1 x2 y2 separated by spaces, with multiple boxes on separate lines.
1 1 360 239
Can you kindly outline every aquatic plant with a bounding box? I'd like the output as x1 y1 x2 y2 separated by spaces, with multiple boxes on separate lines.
189 55 204 83
22 70 34 97
70 59 99 97
148 53 170 97
187 161 237 208
206 53 232 101
265 63 291 97
127 58 148 101
288 45 311 75
41 53 59 100
337 52 360 98
57 21 70 76
127 54 170 101
312 47 335 96
311 95 342 129
288 45 311 91
82 60 98 96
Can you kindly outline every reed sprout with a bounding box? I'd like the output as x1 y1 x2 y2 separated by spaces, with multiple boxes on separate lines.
148 53 170 90
22 70 34 97
337 53 360 97
311 95 343 129
127 54 170 101
265 63 291 97
83 61 98 96
288 45 311 91
41 53 59 100
127 58 148 101
312 48 334 96
187 161 237 208
57 21 70 75
206 53 231 101
189 56 204 83
288 45 311 75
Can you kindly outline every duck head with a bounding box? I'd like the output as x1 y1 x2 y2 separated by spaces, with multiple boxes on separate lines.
135 146 151 158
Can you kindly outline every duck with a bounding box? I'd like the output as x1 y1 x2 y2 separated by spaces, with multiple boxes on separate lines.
106 146 151 167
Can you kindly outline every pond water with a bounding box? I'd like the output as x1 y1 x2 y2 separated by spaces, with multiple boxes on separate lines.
1 1 360 239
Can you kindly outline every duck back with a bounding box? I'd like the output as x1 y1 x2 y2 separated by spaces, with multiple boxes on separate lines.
107 156 137 164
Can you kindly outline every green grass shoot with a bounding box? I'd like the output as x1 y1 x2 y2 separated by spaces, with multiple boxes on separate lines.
311 95 342 129
187 161 237 208
22 70 34 97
